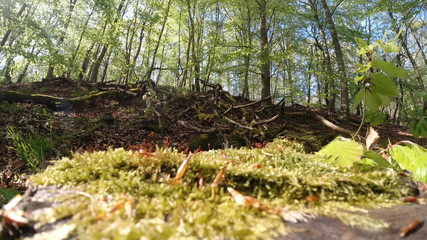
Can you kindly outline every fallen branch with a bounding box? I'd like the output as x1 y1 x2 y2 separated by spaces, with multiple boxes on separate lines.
223 96 271 115
314 114 353 136
223 117 253 130
177 120 222 133
252 113 281 126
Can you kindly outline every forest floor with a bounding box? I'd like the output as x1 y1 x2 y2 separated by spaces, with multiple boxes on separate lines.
1 79 427 239
0 77 425 190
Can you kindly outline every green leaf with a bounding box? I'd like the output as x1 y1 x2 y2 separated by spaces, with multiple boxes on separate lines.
358 43 377 55
316 137 364 167
376 40 399 53
0 188 20 207
365 111 388 126
370 73 398 96
371 60 407 78
353 88 364 108
355 62 372 73
389 142 427 182
410 117 427 138
355 37 368 48
365 91 382 111
378 94 390 107
363 150 392 169
354 75 365 82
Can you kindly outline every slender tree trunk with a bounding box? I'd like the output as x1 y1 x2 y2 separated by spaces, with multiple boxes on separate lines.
89 0 125 82
410 27 427 66
320 0 349 118
0 3 27 48
242 5 252 99
258 0 272 105
309 0 335 110
46 0 78 79
101 50 112 83
78 43 95 81
67 6 94 79
146 0 172 82
3 58 13 83
388 11 427 112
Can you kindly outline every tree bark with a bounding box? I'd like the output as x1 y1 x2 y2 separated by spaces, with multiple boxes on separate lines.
89 0 126 82
46 0 78 79
0 3 27 48
258 0 272 105
146 0 172 83
388 11 427 112
320 0 349 118
308 0 335 110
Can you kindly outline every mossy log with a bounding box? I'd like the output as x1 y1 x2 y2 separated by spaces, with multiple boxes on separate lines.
1 140 425 239
0 89 139 110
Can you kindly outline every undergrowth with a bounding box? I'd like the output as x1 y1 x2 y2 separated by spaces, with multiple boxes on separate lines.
29 139 413 239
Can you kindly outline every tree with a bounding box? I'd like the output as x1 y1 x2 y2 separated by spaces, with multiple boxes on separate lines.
320 0 349 118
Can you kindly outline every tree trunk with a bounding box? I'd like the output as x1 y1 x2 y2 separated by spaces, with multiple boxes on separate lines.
320 0 349 118
388 11 427 112
0 3 27 48
89 0 126 82
146 0 172 83
46 0 78 79
309 0 335 110
67 6 94 79
259 0 272 105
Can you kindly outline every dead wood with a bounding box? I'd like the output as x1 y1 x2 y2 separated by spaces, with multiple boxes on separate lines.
177 120 224 133
313 114 353 136
0 89 138 111
252 113 281 126
223 116 253 130
223 96 272 115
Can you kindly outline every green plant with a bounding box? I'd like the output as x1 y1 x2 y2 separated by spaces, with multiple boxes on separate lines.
353 35 405 130
6 126 51 172
316 35 427 183
0 188 20 207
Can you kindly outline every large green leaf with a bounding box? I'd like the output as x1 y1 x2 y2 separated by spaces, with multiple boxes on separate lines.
376 40 399 54
371 60 407 78
365 111 388 126
365 91 382 111
378 94 390 107
355 37 368 48
362 150 392 169
317 137 364 167
389 142 427 182
370 73 398 97
353 88 364 108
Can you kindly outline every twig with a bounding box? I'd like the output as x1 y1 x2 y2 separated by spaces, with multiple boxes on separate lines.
223 117 253 130
252 113 281 126
222 96 272 115
177 120 222 133
314 114 353 136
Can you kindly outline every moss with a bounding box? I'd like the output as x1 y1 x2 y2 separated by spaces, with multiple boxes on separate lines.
227 133 245 148
188 133 220 151
29 139 412 239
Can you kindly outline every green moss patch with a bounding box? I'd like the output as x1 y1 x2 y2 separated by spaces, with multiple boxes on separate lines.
29 139 412 239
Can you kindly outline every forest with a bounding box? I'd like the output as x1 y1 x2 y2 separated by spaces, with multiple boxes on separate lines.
1 0 427 239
